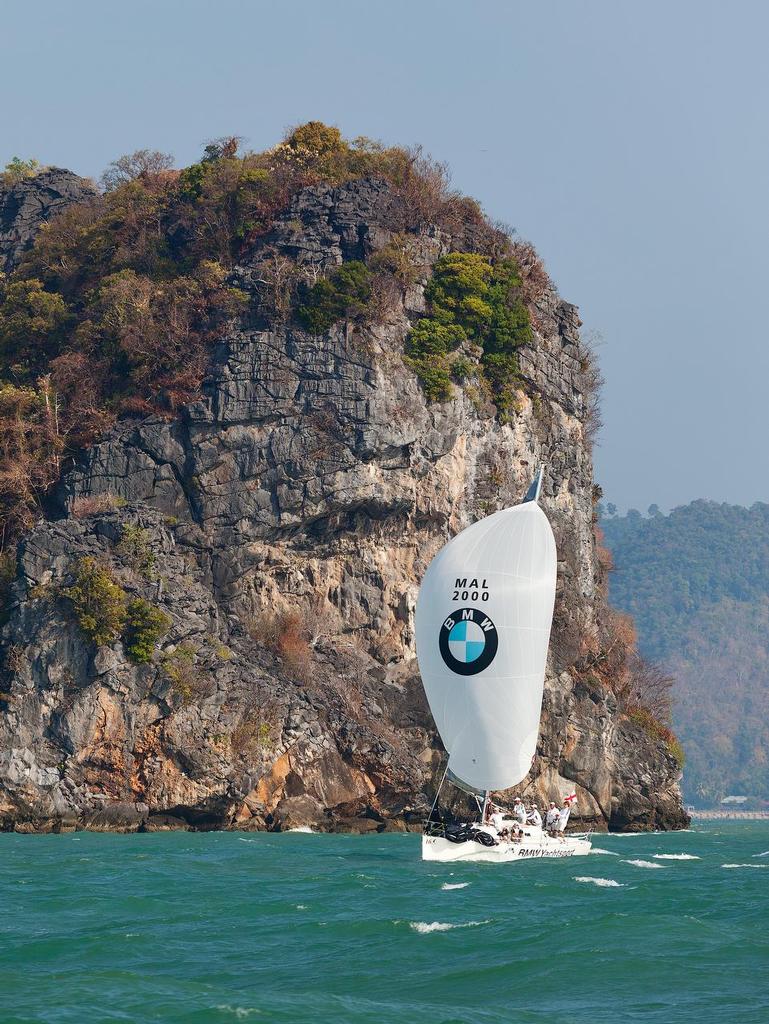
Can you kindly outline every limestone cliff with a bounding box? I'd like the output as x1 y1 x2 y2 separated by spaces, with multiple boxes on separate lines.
0 170 687 833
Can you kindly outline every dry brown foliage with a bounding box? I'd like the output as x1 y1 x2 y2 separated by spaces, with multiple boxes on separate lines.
71 493 124 518
248 247 303 323
101 149 176 191
162 643 216 704
576 603 674 725
0 376 67 548
248 607 313 683
231 709 276 758
593 523 614 575
626 655 674 723
580 331 604 450
510 240 553 316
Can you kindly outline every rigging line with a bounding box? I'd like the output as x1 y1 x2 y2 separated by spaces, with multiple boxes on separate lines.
428 759 450 821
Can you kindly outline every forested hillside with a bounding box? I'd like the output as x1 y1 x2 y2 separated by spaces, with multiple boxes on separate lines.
601 501 769 803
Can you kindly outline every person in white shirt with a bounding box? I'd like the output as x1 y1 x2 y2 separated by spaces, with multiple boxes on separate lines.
527 805 543 828
484 802 511 840
490 807 506 832
557 802 572 832
545 802 560 831
513 798 527 825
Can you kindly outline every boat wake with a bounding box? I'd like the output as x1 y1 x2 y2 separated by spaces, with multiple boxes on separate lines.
652 854 700 860
408 919 490 933
623 859 663 869
721 863 768 869
574 876 625 888
590 848 619 856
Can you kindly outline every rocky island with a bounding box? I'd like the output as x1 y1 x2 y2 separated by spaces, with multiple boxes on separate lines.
0 127 688 833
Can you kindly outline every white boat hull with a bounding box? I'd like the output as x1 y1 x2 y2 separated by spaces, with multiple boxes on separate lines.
422 826 592 863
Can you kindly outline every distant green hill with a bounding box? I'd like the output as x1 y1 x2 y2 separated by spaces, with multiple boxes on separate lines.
600 501 769 804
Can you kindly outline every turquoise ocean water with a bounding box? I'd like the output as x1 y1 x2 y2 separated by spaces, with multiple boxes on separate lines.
1 821 767 1023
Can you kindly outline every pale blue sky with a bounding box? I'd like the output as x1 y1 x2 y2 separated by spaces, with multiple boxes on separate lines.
2 0 766 511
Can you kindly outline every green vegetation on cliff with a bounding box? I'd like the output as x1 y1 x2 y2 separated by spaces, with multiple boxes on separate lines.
0 157 44 185
297 261 373 333
0 123 545 552
62 555 170 661
405 252 532 412
601 501 769 801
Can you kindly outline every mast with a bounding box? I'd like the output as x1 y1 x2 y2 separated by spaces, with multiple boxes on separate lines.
522 464 543 503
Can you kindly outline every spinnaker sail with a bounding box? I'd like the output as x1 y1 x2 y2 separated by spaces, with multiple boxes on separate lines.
415 469 557 792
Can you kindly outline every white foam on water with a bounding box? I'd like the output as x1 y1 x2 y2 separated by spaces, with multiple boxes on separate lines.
721 863 769 869
286 826 316 833
652 853 700 860
623 859 663 869
237 838 257 843
753 850 769 858
590 848 619 856
573 876 625 888
215 1007 262 1019
409 919 489 933
441 882 470 890
605 829 694 838
294 904 308 909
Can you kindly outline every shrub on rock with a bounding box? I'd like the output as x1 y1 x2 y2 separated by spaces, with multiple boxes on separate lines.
296 261 373 333
123 598 171 664
63 557 127 647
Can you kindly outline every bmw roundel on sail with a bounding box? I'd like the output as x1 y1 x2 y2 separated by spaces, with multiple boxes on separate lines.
415 469 557 793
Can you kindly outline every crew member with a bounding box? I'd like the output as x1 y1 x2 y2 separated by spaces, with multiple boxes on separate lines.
513 797 527 825
557 794 577 832
527 804 543 828
489 803 506 832
545 802 560 832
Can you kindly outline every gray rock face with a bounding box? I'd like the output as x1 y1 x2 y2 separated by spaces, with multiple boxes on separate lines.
0 176 687 833
0 167 97 274
250 176 406 271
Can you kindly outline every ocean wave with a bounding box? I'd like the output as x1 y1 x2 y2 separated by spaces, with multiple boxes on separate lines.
441 882 470 890
408 919 489 933
590 848 619 856
286 827 316 834
573 876 625 887
753 850 769 858
606 829 694 838
721 863 769 869
214 1006 261 1018
623 859 663 869
652 854 700 860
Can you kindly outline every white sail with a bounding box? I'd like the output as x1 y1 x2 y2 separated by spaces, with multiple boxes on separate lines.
415 473 557 792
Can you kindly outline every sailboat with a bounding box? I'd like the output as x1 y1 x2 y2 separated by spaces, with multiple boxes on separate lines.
416 468 592 863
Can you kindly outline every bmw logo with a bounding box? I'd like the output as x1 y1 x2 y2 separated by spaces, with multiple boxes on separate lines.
439 608 498 676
